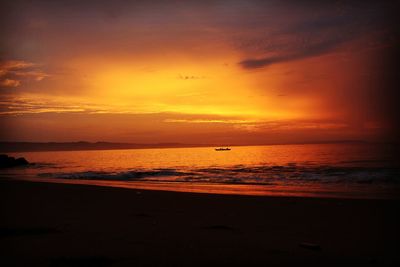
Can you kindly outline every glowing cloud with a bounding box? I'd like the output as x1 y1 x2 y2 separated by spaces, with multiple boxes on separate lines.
0 60 49 88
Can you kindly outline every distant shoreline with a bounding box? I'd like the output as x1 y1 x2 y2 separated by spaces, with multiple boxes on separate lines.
0 141 213 153
0 140 375 153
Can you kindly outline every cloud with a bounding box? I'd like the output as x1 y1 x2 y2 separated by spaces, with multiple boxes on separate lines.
0 79 21 88
164 118 257 124
237 1 395 69
14 70 49 81
0 60 49 88
239 38 346 69
163 116 349 132
178 74 205 80
0 95 87 115
0 60 36 70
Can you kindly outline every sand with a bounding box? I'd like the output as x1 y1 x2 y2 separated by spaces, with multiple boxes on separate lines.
1 179 399 266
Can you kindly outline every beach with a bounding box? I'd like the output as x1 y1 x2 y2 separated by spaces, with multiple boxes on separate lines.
1 179 399 266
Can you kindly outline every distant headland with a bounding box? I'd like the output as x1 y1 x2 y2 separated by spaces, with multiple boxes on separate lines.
0 142 215 153
0 140 371 153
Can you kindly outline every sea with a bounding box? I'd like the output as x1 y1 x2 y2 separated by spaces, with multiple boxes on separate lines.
2 143 399 199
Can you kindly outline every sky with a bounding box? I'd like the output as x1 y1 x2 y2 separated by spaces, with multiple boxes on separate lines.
0 0 399 144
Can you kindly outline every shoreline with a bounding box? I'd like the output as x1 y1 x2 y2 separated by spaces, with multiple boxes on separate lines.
6 176 399 200
1 179 399 266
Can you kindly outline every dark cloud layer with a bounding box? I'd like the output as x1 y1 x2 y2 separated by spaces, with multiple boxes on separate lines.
239 37 347 69
238 1 398 69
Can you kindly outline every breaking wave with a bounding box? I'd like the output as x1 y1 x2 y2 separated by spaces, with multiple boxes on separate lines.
39 169 188 180
38 164 400 185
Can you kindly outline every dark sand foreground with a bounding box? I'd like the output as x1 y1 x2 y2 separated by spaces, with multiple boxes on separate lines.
1 180 399 266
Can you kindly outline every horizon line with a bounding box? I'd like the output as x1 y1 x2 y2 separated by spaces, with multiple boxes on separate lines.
0 139 388 153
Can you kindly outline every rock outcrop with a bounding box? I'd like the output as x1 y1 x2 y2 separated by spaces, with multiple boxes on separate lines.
0 154 29 168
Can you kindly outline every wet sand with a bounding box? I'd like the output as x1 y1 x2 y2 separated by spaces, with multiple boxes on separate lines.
1 179 399 266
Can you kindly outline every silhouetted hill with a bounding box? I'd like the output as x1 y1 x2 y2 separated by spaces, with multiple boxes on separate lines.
0 140 374 153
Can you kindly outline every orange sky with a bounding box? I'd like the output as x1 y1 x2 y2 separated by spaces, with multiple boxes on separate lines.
0 1 398 144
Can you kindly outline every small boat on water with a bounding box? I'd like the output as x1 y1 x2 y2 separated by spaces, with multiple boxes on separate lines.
215 147 231 151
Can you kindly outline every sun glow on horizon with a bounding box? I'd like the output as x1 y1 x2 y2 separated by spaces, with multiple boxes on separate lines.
69 58 306 120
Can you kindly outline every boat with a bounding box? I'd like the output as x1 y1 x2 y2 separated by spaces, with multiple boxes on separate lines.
215 147 231 151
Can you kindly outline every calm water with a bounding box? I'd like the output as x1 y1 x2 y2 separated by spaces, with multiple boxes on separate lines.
2 144 400 199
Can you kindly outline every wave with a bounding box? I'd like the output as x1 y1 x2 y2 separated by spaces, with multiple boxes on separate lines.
36 164 400 185
39 169 188 180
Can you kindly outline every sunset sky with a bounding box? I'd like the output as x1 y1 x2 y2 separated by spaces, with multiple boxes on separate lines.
0 0 398 144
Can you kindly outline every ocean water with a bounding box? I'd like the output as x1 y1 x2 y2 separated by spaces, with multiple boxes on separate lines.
2 144 399 199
